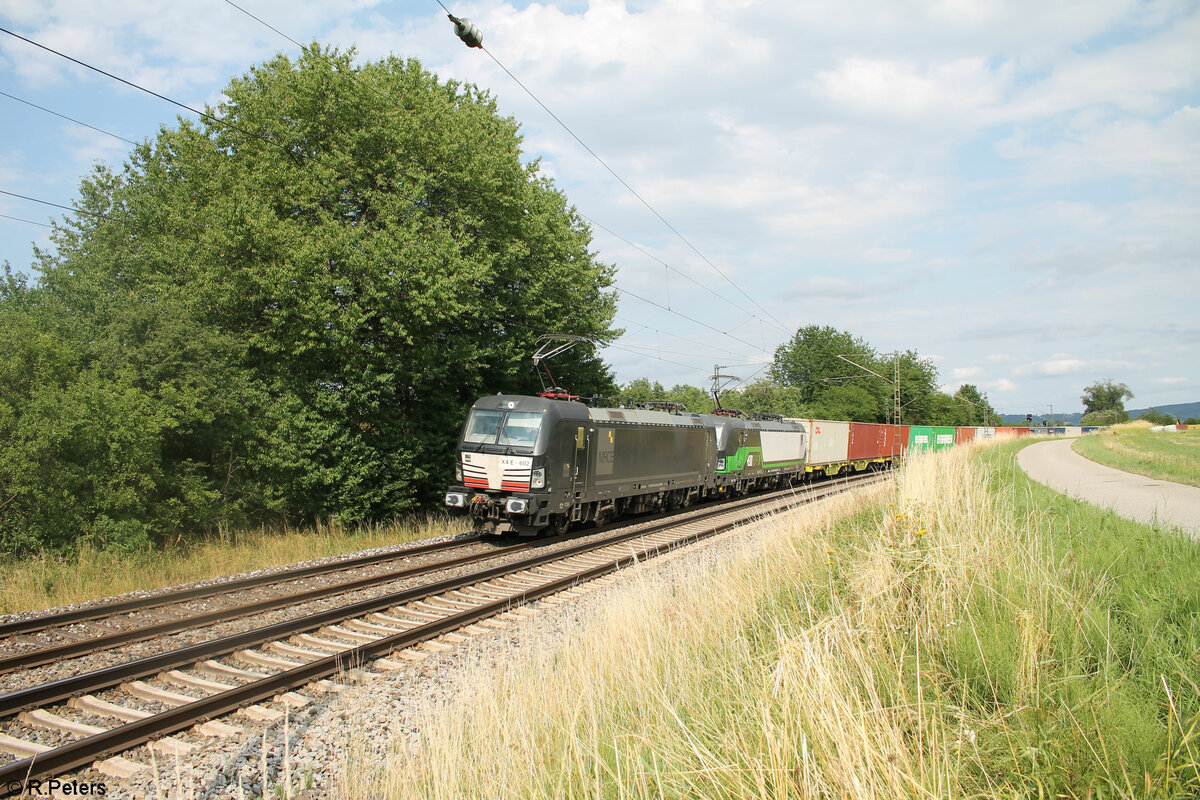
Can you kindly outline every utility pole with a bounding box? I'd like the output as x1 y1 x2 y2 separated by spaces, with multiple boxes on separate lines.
837 352 901 425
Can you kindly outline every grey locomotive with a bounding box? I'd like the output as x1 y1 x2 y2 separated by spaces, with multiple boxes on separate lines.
444 394 808 536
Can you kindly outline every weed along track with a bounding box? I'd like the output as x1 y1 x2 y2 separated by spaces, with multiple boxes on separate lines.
0 534 489 654
0 473 880 787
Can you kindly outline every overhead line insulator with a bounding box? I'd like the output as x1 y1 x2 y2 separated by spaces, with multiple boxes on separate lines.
447 14 483 48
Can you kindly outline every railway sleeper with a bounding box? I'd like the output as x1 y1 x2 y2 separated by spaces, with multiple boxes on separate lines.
237 649 304 670
18 709 106 738
321 625 381 644
160 670 236 696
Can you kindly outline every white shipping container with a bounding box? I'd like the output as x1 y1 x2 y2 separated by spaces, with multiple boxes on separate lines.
804 419 850 465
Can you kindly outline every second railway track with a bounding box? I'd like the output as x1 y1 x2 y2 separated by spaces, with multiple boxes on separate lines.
0 471 885 787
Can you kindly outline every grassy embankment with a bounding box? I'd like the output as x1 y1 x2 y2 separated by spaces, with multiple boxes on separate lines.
0 516 460 616
344 441 1200 799
1074 423 1200 488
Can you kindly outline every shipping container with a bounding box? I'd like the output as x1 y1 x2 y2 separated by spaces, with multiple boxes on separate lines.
994 427 1033 438
955 427 977 444
932 426 956 451
847 422 901 461
908 425 934 452
804 419 850 467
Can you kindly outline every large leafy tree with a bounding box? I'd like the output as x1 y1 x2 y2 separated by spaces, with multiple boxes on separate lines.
7 47 616 552
769 326 944 423
770 325 873 405
1081 380 1133 416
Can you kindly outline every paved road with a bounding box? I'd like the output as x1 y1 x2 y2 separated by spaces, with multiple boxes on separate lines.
1018 438 1200 538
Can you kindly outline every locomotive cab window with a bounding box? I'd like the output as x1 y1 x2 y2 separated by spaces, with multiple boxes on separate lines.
463 410 503 443
463 410 544 448
498 412 543 447
715 423 729 450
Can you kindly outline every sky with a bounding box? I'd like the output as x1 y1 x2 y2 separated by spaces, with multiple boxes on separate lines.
1 0 1197 417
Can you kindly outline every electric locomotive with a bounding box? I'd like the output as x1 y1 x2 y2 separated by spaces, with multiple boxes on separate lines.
444 394 809 536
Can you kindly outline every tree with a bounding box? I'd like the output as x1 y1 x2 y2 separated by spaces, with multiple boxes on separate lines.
9 46 617 552
810 384 879 422
723 381 807 418
1139 408 1175 426
665 383 715 414
951 384 999 426
620 378 666 406
1081 380 1133 415
770 326 874 405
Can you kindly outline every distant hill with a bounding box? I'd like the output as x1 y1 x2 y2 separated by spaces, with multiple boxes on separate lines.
1000 401 1200 425
1128 401 1200 422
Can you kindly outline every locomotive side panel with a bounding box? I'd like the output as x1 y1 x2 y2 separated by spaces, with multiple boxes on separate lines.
584 422 711 495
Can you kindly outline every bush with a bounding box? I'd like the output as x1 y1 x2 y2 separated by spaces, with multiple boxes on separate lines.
1138 408 1176 426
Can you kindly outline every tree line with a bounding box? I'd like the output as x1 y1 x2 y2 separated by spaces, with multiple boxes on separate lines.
619 325 999 427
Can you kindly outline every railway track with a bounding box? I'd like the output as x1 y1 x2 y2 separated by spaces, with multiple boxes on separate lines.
0 533 488 642
0 472 883 787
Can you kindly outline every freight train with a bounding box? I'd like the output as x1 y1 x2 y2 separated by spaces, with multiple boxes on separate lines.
443 393 1093 536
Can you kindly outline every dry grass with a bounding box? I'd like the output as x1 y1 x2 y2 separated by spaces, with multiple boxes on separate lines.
338 444 1200 799
0 515 461 616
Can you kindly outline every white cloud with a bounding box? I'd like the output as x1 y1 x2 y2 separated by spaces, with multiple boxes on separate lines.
1 0 1197 412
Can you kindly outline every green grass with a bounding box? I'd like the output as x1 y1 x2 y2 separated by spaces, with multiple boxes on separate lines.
1073 426 1200 488
344 442 1200 799
0 515 463 616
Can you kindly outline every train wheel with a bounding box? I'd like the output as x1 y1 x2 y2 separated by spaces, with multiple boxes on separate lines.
549 514 570 536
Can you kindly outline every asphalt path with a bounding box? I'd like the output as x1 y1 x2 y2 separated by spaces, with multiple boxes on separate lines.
1018 438 1200 539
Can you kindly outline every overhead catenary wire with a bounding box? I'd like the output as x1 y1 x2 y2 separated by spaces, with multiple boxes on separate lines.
582 211 763 331
0 213 51 229
223 1 784 358
0 189 112 222
613 284 768 356
222 0 304 49
430 2 789 337
613 315 753 363
0 25 342 174
0 90 139 146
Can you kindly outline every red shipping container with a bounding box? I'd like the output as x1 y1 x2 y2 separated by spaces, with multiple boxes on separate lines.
956 427 977 444
848 422 901 460
994 426 1032 438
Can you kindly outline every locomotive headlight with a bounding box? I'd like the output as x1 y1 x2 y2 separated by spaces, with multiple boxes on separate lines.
530 467 546 489
445 492 467 508
717 457 726 471
455 462 462 482
506 498 529 515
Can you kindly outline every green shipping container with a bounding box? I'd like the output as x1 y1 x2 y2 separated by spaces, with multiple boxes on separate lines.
932 426 956 451
908 426 934 452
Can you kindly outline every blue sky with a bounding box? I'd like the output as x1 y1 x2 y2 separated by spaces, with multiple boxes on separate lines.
1 0 1197 416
